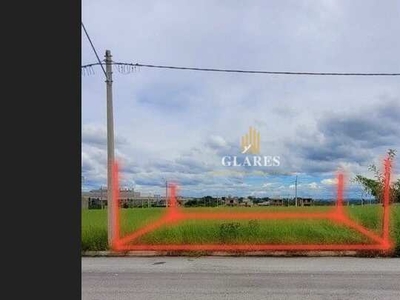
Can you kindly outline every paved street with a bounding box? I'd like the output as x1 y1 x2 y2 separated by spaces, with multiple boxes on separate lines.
82 257 400 300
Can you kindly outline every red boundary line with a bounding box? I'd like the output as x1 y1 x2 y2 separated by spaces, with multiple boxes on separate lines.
111 156 394 252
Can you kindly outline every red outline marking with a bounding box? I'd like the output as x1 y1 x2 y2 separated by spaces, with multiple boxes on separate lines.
111 156 394 252
112 162 120 249
382 157 392 248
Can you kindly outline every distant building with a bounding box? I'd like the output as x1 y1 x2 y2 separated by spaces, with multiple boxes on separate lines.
82 197 89 209
82 188 159 209
270 198 284 206
225 196 239 206
297 197 314 206
258 201 270 206
239 197 253 207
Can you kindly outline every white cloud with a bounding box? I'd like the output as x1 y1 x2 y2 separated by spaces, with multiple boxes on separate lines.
308 182 319 190
206 135 228 149
321 178 338 185
82 0 400 197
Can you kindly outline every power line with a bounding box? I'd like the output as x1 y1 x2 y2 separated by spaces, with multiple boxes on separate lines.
81 22 107 79
81 61 400 76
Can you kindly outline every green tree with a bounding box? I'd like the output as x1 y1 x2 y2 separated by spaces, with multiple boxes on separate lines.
354 149 399 203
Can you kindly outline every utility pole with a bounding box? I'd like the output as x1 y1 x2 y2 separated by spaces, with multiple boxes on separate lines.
131 187 135 208
100 186 104 209
105 50 115 247
295 176 298 207
165 180 168 207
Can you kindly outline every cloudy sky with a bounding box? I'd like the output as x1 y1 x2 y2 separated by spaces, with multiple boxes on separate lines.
82 0 400 199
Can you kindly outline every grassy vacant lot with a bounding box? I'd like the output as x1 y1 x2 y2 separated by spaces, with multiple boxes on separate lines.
82 205 400 254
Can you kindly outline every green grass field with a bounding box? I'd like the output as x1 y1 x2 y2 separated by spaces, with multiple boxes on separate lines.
81 205 400 254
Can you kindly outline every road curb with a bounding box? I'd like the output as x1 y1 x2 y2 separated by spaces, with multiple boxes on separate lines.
81 250 394 257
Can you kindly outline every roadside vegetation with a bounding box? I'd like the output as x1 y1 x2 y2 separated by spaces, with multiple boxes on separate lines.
82 205 400 255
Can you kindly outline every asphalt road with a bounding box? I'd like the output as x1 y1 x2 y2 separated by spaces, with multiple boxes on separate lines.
82 257 400 300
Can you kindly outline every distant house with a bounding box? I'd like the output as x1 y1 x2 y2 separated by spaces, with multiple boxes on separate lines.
270 198 284 206
225 197 239 206
297 197 314 206
258 200 270 206
82 196 89 209
82 188 159 209
239 197 253 207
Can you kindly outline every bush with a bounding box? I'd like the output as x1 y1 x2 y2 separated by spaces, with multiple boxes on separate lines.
219 222 241 243
81 228 108 251
248 219 260 234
